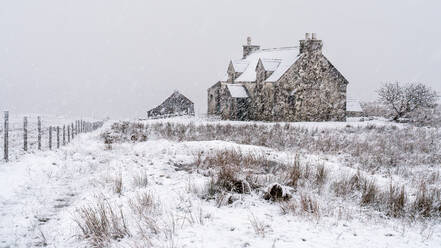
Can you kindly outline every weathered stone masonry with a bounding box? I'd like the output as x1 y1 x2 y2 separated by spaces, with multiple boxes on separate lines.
207 33 349 121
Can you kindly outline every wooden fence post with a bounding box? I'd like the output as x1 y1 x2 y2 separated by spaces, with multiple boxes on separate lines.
49 126 52 150
3 111 8 162
63 125 66 145
56 126 60 149
71 123 74 139
37 116 41 150
23 116 28 151
67 125 71 143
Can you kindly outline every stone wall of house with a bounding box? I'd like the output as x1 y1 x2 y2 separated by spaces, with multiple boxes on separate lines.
207 83 221 115
208 37 348 122
207 83 233 118
245 45 347 122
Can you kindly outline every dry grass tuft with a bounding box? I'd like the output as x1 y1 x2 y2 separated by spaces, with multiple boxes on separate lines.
411 183 441 217
74 200 130 247
280 200 297 215
385 184 406 217
216 163 251 194
113 174 123 196
315 163 327 187
132 172 149 188
361 180 378 206
286 156 302 189
249 214 268 238
332 170 367 197
300 193 320 216
129 191 160 235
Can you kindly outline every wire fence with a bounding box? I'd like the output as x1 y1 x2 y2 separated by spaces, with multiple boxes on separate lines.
1 111 104 163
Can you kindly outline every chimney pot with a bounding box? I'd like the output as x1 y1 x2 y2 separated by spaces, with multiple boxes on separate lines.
299 33 322 54
243 37 260 58
305 33 310 40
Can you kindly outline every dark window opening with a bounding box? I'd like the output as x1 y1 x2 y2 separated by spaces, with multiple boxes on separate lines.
288 95 296 105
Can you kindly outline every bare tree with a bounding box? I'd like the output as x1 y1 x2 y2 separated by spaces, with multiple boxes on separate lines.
377 82 438 121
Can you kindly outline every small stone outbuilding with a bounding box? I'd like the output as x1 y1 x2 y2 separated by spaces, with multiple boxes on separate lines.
147 91 194 118
346 99 364 117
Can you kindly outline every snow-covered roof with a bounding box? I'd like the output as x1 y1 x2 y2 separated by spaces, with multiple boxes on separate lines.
261 59 281 71
346 99 363 112
231 61 249 73
226 84 249 98
231 47 299 83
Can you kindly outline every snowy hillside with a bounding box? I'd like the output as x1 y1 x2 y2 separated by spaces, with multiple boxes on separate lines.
1 117 440 247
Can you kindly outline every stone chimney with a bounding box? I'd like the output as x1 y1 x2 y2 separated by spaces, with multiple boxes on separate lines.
299 32 322 54
242 37 260 59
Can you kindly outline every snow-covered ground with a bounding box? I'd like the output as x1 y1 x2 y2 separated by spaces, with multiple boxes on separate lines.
0 118 440 247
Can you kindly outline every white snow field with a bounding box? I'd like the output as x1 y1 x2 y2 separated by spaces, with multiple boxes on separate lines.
1 117 440 247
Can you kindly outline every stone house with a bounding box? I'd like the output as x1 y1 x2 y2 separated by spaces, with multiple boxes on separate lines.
147 90 194 118
207 33 349 121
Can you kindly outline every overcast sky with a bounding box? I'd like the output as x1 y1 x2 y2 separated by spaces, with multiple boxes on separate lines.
1 0 440 119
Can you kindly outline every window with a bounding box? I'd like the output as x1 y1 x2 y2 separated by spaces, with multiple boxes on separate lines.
288 95 296 105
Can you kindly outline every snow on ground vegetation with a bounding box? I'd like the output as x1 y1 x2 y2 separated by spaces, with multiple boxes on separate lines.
1 117 440 247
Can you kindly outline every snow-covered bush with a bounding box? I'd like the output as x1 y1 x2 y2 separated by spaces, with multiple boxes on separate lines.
377 82 438 121
407 104 441 127
361 101 390 118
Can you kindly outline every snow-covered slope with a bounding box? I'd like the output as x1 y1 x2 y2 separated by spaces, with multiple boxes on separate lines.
0 119 440 247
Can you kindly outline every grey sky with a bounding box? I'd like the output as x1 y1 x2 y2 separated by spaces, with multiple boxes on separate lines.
1 0 440 118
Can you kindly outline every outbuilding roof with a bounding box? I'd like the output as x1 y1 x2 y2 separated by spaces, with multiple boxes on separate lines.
346 99 363 112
